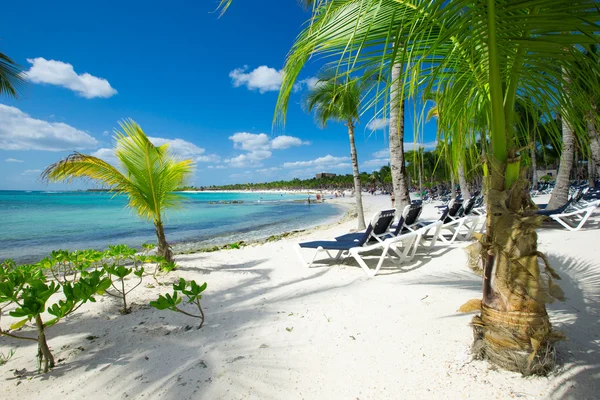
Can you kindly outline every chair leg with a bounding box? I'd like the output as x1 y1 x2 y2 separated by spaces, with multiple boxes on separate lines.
349 249 376 277
295 245 324 268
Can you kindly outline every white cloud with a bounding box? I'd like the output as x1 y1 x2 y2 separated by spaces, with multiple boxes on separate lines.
5 158 24 163
25 58 117 99
226 132 308 167
102 130 110 136
372 148 389 159
293 77 320 92
271 135 310 150
149 137 219 162
229 132 307 152
229 65 282 93
92 137 219 166
90 148 119 166
257 167 279 174
21 169 42 175
366 118 389 131
0 105 98 151
283 154 350 168
229 132 271 151
362 158 390 167
226 150 272 168
207 165 227 169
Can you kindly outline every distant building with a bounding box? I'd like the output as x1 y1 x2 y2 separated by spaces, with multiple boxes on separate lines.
536 169 557 179
316 172 337 179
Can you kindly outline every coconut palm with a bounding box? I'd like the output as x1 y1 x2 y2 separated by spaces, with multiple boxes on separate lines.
0 52 24 98
270 0 600 375
389 62 412 213
42 119 193 262
306 76 367 229
547 73 576 209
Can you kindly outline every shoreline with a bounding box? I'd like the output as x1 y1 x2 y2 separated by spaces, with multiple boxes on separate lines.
173 200 354 255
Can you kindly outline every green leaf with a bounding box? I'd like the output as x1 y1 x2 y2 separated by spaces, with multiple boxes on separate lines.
9 318 28 330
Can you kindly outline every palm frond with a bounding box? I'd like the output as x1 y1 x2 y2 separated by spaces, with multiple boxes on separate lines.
43 119 194 222
0 52 25 98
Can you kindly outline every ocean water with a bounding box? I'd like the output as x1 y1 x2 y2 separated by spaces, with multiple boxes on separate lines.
0 191 343 263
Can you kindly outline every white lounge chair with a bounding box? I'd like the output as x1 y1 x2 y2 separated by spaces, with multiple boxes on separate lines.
296 210 422 276
548 204 598 231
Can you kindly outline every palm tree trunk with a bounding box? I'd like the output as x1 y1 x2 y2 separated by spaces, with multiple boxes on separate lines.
451 175 456 199
587 109 600 187
588 156 595 188
457 158 471 200
531 144 538 190
348 122 366 230
469 3 559 375
547 114 575 209
154 220 173 263
389 62 411 213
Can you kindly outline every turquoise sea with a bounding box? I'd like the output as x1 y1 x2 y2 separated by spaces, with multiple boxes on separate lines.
1 191 343 263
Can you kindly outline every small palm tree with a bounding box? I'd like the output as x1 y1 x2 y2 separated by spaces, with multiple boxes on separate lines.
0 52 24 98
306 76 367 230
42 119 193 262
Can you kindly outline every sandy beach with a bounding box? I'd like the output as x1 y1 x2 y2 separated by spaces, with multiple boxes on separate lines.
1 194 599 400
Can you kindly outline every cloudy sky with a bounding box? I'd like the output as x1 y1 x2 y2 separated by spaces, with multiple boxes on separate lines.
0 0 437 190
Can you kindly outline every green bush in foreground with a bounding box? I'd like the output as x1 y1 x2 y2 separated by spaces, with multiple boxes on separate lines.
0 260 110 372
150 278 207 329
0 245 188 373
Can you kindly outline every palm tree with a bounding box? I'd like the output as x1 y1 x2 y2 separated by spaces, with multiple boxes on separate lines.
306 76 366 230
389 62 412 213
272 0 600 375
547 71 576 210
0 52 24 98
42 120 193 262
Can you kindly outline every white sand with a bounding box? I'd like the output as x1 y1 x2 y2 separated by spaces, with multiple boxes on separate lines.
1 194 599 399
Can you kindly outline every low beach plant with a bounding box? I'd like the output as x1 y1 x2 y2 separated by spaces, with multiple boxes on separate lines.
150 278 207 329
38 249 105 284
0 349 15 366
103 245 144 314
0 260 111 373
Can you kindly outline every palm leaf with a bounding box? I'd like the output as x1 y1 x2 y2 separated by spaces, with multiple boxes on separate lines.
0 52 25 98
42 119 194 222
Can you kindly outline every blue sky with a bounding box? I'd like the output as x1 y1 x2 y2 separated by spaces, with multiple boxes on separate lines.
0 0 437 190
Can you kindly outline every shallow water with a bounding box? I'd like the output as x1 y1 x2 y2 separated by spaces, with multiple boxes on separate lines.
0 191 343 263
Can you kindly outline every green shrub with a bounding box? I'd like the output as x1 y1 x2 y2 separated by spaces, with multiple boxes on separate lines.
0 260 110 373
150 279 207 329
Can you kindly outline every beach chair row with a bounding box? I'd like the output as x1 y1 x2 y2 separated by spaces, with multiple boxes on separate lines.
295 199 483 277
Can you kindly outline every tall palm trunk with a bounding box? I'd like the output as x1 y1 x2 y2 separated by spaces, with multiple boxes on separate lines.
348 122 366 230
587 109 600 187
547 114 575 209
531 141 538 190
588 156 595 187
154 220 173 263
450 174 456 199
389 62 411 213
457 158 471 200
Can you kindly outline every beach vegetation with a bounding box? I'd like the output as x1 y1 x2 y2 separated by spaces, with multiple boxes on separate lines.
306 75 368 229
0 260 111 373
0 349 15 366
150 278 207 330
0 51 24 98
42 119 194 263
